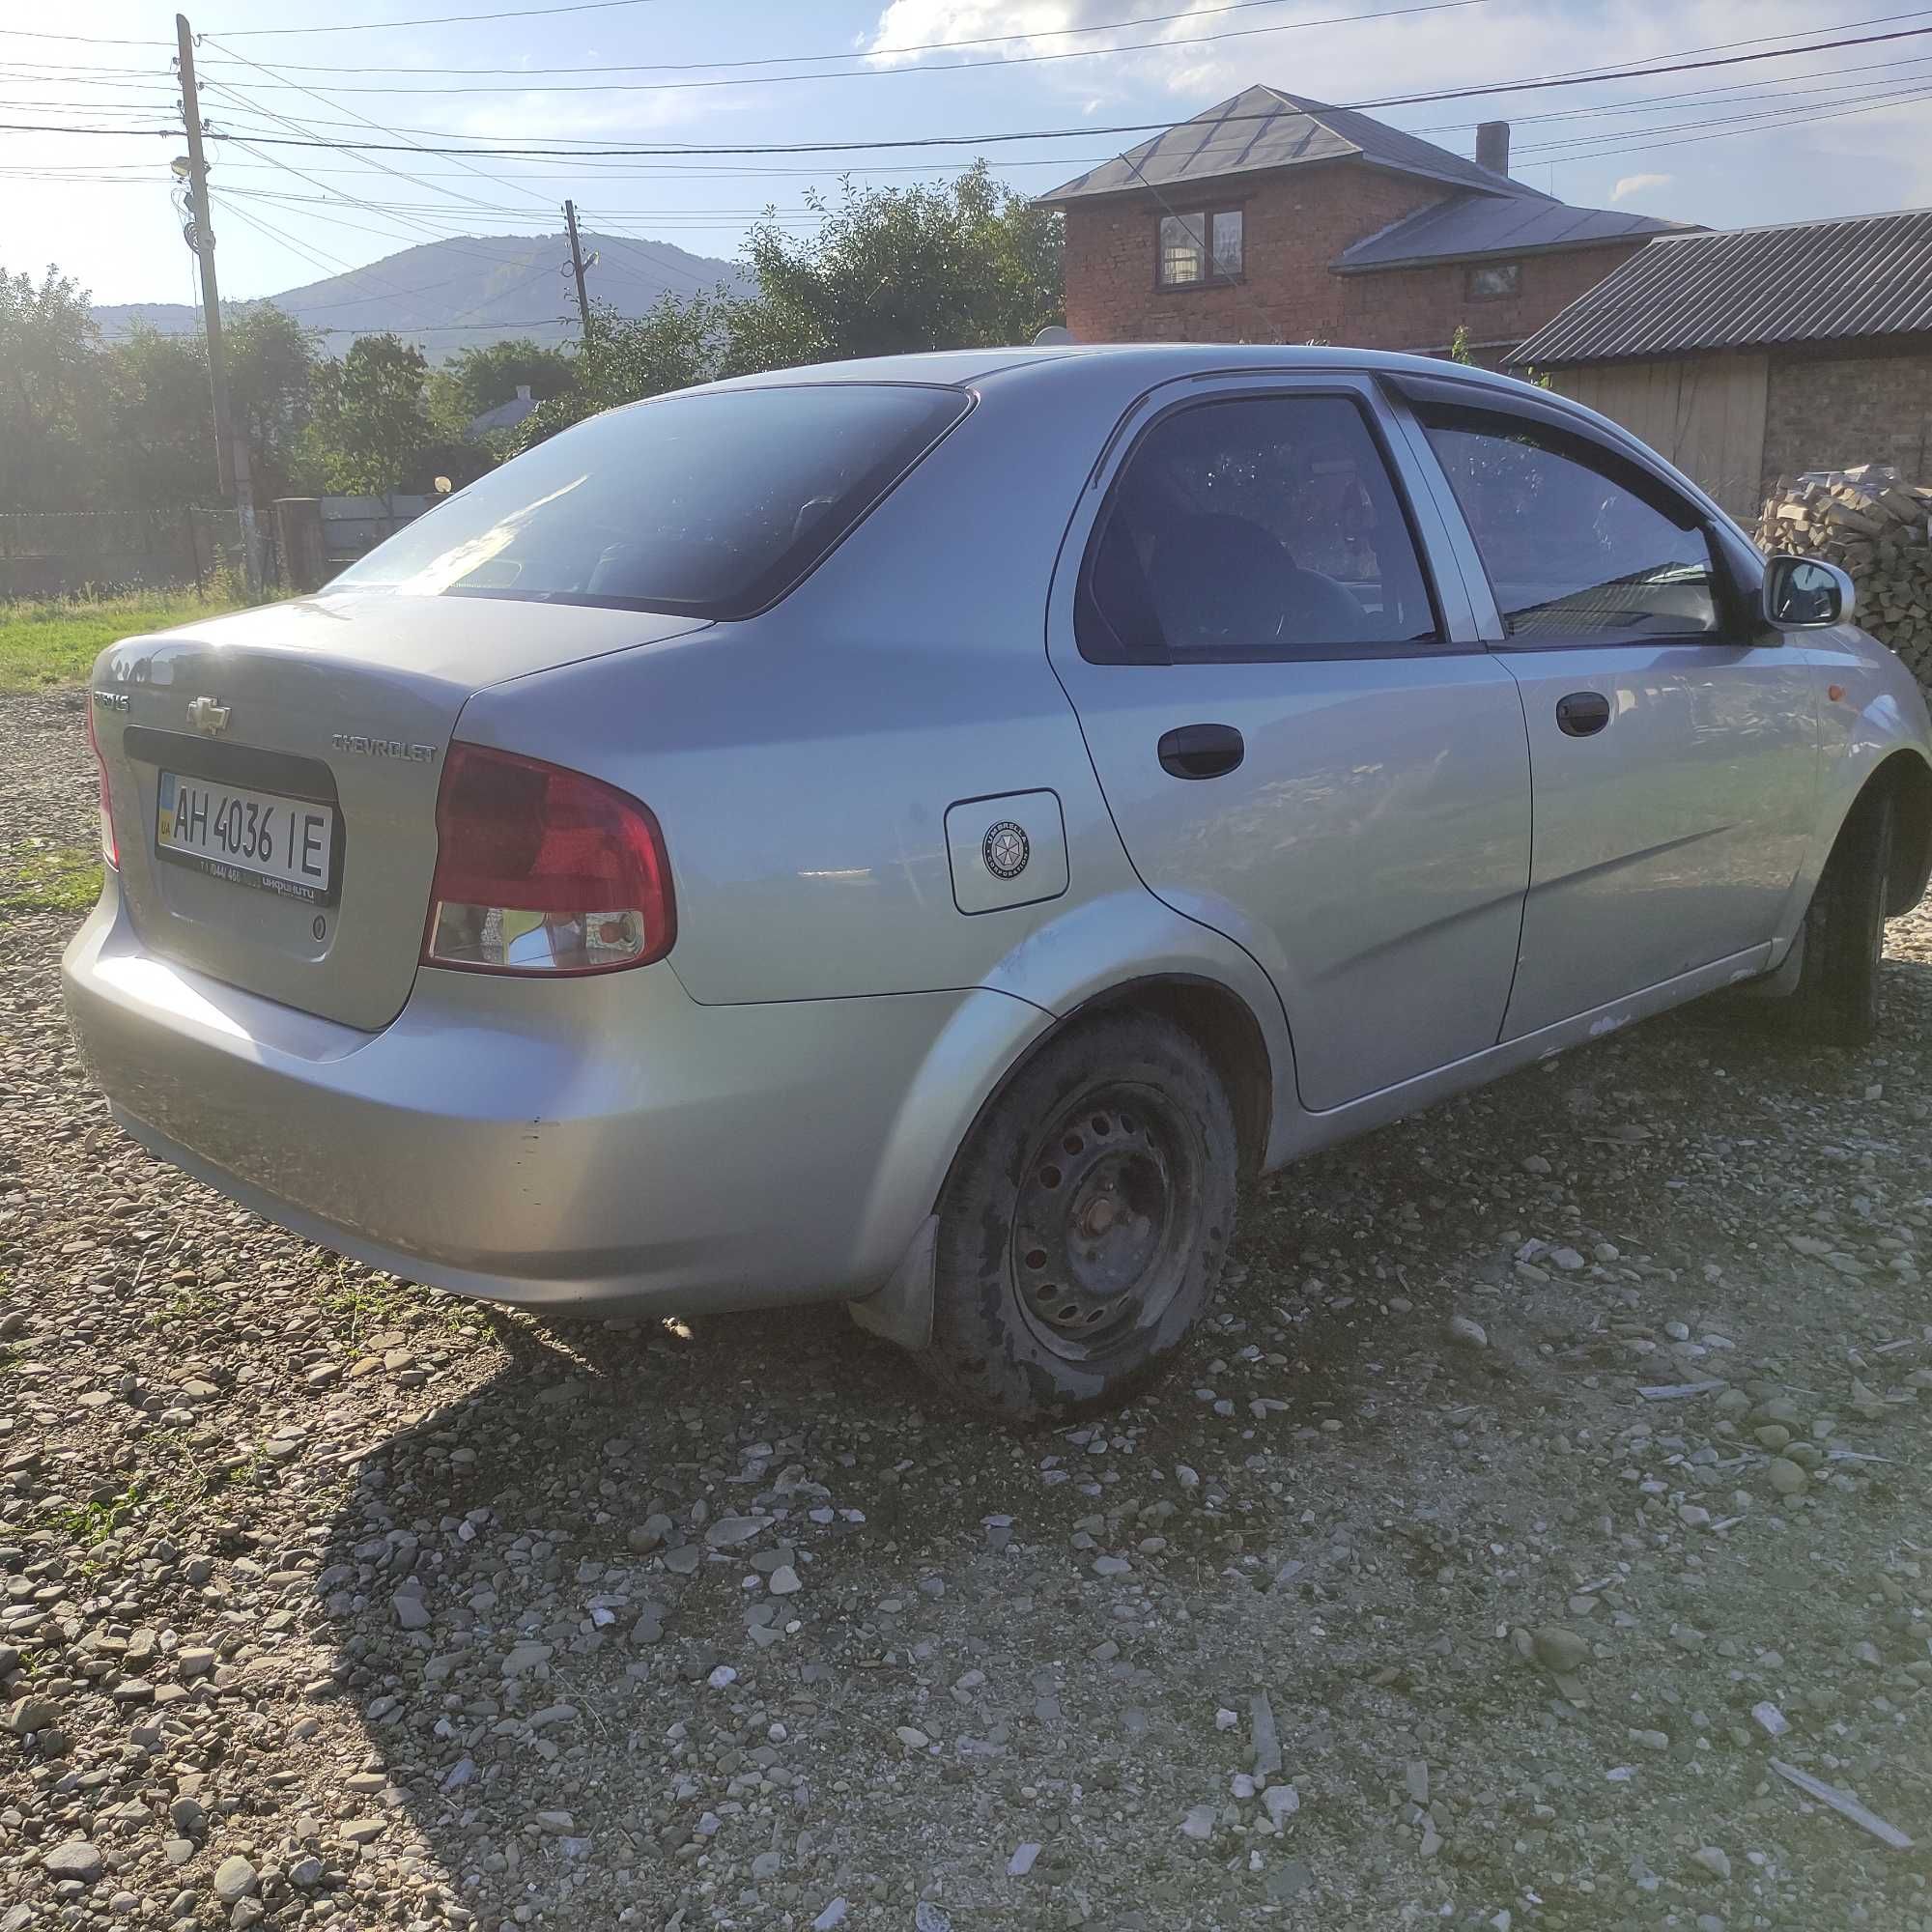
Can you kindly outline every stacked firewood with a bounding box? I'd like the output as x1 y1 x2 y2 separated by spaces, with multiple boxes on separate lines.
1756 465 1932 688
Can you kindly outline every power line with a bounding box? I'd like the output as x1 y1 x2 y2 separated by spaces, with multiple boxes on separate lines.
0 27 171 45
196 0 1501 95
12 20 1932 162
589 227 724 291
189 0 1485 74
169 23 1932 153
33 16 1932 156
212 0 668 34
309 317 578 332
214 132 534 265
203 36 562 215
202 74 508 215
225 185 815 216
1520 73 1932 160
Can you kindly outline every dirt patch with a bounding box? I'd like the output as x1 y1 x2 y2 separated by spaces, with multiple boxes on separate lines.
3 687 1930 1932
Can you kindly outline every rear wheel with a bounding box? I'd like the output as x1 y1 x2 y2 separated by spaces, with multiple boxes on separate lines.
1785 790 1895 1047
915 1010 1238 1423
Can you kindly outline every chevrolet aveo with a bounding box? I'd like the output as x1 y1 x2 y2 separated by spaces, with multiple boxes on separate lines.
65 346 1932 1419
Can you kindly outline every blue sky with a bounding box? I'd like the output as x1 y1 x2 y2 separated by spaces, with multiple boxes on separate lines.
7 0 1932 309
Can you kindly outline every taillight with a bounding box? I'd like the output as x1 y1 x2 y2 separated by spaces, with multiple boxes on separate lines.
421 743 673 975
87 703 118 869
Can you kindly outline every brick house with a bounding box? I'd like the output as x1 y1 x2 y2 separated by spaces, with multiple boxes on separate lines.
1037 86 1687 362
1511 208 1932 516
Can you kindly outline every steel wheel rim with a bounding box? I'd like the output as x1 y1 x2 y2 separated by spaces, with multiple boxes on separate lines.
1009 1082 1193 1362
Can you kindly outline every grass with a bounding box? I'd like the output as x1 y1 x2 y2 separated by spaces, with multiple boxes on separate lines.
53 1484 145 1550
0 840 102 923
0 585 244 694
322 1268 420 1345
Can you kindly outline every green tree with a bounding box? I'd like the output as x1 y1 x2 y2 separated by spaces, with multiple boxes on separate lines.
225 302 323 503
298 333 437 495
512 164 1064 450
515 291 734 450
106 325 219 509
0 264 109 510
427 335 577 439
731 163 1064 369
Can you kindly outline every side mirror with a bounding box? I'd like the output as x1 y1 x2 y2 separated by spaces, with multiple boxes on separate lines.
1763 553 1855 630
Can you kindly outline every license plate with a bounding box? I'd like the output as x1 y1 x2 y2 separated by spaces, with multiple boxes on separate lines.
156 771 337 904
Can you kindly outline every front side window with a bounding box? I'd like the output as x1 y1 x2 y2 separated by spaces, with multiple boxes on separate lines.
1078 393 1439 663
331 383 970 620
1422 412 1720 641
1159 208 1243 288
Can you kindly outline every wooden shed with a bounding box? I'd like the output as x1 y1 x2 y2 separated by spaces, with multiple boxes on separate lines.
1509 209 1932 519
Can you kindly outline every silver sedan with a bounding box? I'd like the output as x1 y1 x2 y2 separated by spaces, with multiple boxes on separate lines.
64 346 1932 1419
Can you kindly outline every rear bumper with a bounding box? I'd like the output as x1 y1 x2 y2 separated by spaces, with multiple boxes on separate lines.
62 883 1048 1312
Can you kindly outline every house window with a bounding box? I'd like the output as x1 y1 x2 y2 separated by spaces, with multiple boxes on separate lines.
1158 209 1243 288
1467 261 1520 299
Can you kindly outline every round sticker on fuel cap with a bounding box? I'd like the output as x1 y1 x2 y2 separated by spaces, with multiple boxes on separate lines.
982 820 1030 880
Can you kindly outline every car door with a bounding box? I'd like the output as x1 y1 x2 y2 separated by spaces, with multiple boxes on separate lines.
1046 374 1531 1114
1407 397 1819 1039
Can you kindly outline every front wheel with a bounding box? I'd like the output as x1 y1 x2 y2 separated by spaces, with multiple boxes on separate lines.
914 1010 1239 1423
1784 790 1895 1047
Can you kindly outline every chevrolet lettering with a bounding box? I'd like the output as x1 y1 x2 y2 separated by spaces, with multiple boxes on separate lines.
62 347 1932 1420
331 733 440 763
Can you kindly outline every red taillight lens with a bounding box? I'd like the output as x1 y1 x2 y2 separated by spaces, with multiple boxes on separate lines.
87 703 118 869
422 743 673 975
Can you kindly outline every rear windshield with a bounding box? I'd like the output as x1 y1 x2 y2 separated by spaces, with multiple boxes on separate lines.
330 381 970 620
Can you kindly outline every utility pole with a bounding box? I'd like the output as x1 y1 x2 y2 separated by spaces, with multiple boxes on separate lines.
176 14 261 597
563 199 592 340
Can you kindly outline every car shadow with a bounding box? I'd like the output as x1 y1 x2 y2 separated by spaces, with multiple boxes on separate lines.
291 945 1932 1927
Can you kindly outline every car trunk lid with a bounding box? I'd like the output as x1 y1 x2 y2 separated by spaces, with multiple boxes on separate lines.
92 589 708 1030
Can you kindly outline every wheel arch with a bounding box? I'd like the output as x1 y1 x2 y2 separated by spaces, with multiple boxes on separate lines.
922 970 1278 1227
1867 748 1932 916
1053 973 1275 1178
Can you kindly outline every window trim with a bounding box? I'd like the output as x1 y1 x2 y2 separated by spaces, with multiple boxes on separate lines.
1074 385 1461 667
1411 399 1747 652
1154 205 1247 292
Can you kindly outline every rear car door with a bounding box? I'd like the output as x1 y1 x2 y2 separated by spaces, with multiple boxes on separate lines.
1046 374 1531 1113
1408 396 1818 1038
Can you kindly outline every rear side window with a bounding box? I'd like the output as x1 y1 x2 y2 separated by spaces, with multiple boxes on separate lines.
332 383 970 620
1078 393 1439 664
1421 412 1720 642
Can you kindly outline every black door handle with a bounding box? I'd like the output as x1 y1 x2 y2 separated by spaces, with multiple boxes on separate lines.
1158 723 1245 780
1555 691 1611 738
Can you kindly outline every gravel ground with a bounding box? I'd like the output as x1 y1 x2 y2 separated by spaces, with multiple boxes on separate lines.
4 684 1932 1932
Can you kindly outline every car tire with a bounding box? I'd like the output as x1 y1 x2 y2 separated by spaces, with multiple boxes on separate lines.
1785 789 1895 1048
914 1009 1239 1423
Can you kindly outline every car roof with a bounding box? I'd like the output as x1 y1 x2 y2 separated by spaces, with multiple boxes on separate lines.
710 342 1548 405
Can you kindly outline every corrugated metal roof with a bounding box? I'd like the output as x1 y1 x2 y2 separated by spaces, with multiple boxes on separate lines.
1334 192 1690 270
1037 85 1528 206
1511 208 1932 366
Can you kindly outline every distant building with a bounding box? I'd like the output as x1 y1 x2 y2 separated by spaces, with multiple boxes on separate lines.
465 383 540 440
1513 209 1932 515
1038 87 1687 365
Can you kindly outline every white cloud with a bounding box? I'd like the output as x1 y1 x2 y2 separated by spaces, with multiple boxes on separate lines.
1611 172 1673 202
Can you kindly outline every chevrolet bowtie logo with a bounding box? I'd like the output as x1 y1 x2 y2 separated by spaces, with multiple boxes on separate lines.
186 696 231 736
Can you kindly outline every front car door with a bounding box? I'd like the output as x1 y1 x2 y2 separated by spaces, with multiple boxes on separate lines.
1046 373 1531 1114
1402 392 1818 1038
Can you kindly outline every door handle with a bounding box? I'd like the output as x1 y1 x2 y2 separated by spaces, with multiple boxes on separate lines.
1158 723 1245 780
1555 691 1611 738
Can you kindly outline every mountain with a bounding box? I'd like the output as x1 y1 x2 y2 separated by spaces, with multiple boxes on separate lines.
92 231 748 358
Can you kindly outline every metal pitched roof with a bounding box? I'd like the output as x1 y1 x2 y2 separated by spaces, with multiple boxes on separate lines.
1510 208 1932 366
1037 85 1530 206
1334 192 1690 270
